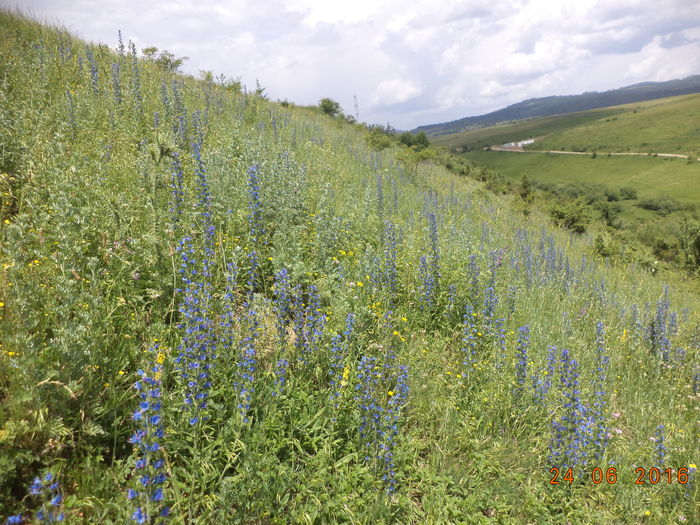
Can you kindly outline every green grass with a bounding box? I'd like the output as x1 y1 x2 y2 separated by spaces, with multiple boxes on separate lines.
435 93 700 158
1 10 698 524
462 150 700 204
532 94 700 156
432 108 622 150
460 150 700 270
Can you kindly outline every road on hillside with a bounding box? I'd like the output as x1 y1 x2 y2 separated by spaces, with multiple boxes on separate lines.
490 144 699 161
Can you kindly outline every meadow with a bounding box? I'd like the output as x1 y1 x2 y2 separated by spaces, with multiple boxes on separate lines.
460 151 700 205
438 94 700 276
433 93 700 158
431 109 623 152
0 11 698 524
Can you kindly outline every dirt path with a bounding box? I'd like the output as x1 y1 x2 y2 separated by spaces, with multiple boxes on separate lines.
490 144 699 161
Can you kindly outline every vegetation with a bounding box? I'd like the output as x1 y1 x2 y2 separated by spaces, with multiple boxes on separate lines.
433 93 700 158
319 97 342 118
531 94 700 157
1 11 698 524
432 108 623 151
549 198 591 234
455 149 700 273
141 47 189 73
414 76 700 138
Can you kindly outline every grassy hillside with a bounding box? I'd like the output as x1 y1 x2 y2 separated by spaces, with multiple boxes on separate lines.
1 11 698 524
435 93 700 158
532 94 700 157
461 151 700 204
440 95 700 275
432 108 624 150
414 76 700 138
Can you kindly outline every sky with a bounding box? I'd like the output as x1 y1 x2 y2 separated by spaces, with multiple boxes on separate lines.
7 0 700 130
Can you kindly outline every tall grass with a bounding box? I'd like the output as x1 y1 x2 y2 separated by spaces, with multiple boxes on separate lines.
0 10 697 523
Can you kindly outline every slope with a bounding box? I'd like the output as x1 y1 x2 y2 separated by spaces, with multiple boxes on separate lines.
0 10 698 524
433 93 700 157
414 75 700 137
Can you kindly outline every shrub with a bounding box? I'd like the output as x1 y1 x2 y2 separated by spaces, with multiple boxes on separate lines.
595 201 622 228
604 188 619 202
365 127 393 151
637 195 684 216
549 198 591 234
319 98 342 117
652 237 679 262
619 186 637 200
593 234 613 257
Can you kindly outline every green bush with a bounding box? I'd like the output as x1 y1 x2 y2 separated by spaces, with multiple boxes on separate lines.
549 197 591 234
618 186 637 200
637 195 685 215
319 97 342 117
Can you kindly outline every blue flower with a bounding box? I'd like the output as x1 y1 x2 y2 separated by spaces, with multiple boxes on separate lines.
654 424 667 466
29 477 42 495
514 325 530 399
24 471 63 522
151 488 163 502
131 507 146 524
128 344 168 519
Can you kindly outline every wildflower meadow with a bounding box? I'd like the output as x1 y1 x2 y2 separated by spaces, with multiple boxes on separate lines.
0 11 697 524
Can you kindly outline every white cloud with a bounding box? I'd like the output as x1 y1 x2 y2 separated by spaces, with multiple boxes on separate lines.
7 0 700 129
371 78 421 106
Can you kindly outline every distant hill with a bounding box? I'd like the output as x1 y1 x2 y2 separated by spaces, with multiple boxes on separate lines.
414 75 700 137
431 92 700 156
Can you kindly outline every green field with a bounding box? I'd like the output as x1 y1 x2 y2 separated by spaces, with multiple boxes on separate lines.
462 150 700 204
532 94 700 156
432 109 622 150
436 93 700 158
1 11 698 524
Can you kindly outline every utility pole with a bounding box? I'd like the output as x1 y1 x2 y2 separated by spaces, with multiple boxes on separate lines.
353 94 360 122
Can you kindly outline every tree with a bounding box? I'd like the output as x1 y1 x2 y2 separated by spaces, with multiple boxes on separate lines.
142 46 158 60
365 126 393 151
319 98 342 117
518 175 533 203
142 47 189 73
413 131 429 151
398 132 414 147
596 201 622 228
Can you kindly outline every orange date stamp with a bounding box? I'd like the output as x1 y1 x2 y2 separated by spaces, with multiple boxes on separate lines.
549 466 691 485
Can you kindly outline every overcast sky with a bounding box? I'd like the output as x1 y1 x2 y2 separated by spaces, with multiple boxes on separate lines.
7 0 700 129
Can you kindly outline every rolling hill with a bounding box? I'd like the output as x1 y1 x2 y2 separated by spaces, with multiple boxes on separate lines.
433 93 700 158
414 75 700 137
